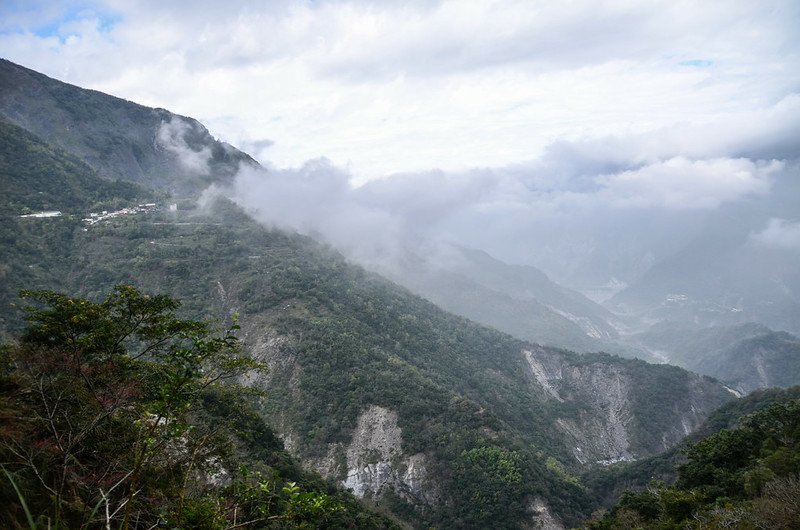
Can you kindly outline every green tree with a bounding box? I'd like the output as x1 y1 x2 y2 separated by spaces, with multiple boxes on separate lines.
1 285 262 528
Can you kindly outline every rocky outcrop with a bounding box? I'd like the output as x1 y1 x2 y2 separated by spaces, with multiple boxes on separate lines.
277 403 439 505
557 363 635 465
523 346 729 465
340 406 438 504
524 347 634 463
524 350 564 402
526 497 565 530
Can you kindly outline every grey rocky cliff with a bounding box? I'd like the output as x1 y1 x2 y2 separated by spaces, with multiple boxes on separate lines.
340 406 436 503
526 497 565 530
524 346 729 464
524 347 634 463
266 404 442 507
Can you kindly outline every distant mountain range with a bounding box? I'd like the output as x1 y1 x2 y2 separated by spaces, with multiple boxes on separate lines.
633 321 800 394
378 244 649 357
608 233 800 336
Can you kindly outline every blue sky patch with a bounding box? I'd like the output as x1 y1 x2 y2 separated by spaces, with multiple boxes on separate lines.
34 7 120 38
0 1 120 38
679 59 714 67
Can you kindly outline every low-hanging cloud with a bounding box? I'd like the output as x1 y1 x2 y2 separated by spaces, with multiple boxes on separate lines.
213 77 799 285
594 157 779 210
751 218 800 250
236 138 275 164
223 136 794 290
230 159 410 267
157 117 212 175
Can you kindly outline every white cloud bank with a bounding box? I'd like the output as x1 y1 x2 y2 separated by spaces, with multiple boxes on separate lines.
2 0 799 182
3 0 799 284
595 157 779 210
157 117 212 175
751 219 800 250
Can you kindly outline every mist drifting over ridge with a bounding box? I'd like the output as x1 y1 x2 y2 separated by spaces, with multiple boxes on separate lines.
5 0 799 331
224 94 799 294
3 57 800 530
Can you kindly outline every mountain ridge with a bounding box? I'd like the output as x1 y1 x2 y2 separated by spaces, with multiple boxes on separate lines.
0 58 257 195
0 58 741 528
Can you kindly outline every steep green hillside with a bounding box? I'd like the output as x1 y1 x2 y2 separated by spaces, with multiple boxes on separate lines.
586 389 800 529
0 118 156 337
0 59 256 194
0 118 151 215
0 195 733 528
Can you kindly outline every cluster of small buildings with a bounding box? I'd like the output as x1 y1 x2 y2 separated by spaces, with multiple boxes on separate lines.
82 203 158 225
20 202 179 226
19 210 62 218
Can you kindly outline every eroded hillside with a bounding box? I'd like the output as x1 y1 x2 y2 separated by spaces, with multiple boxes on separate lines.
0 59 738 528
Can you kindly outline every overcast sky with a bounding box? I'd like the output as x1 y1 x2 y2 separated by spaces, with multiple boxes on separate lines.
2 0 799 285
2 0 798 180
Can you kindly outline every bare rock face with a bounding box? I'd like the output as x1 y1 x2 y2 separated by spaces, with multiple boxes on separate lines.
342 405 403 496
524 348 634 464
341 406 438 504
524 349 565 402
526 497 565 530
523 346 728 465
556 363 635 465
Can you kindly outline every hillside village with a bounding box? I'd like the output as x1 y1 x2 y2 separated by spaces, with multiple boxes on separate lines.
18 202 179 226
81 202 161 225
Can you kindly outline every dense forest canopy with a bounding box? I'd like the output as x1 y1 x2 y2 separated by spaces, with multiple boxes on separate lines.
0 285 398 529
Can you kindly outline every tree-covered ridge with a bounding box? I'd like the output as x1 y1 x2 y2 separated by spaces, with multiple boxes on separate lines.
0 285 399 529
587 393 800 529
0 59 256 195
0 191 735 528
0 118 153 216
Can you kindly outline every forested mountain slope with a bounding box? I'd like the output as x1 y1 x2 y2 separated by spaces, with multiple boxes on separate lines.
586 387 800 529
0 59 738 528
635 321 800 393
0 117 156 336
0 59 256 194
0 194 734 528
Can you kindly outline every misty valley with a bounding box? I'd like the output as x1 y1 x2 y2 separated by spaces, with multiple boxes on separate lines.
1 29 799 530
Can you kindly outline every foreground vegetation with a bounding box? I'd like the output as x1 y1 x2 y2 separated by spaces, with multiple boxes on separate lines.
588 394 800 529
0 285 398 529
